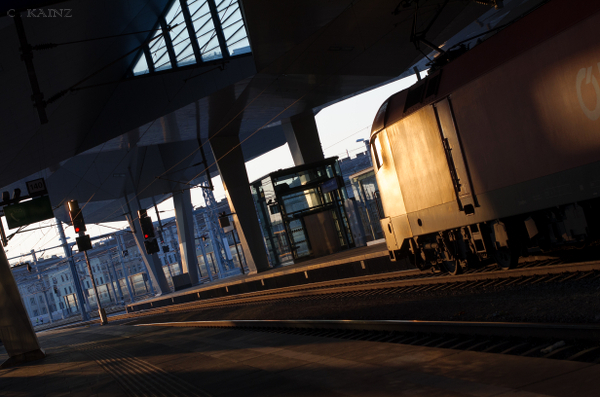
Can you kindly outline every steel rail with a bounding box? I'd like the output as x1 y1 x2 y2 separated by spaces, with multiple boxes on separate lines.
134 319 600 342
122 259 600 316
52 258 600 327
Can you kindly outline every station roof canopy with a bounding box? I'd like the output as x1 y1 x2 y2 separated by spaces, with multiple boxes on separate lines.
0 0 540 223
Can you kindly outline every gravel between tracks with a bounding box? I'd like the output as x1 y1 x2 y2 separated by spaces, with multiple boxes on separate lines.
138 276 600 325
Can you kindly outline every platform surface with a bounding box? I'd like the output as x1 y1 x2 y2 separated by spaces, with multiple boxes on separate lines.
130 242 392 309
1 322 598 397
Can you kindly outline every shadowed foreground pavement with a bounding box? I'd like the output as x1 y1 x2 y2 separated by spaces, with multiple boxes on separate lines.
1 321 599 396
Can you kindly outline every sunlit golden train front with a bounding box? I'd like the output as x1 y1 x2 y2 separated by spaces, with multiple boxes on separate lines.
370 0 600 274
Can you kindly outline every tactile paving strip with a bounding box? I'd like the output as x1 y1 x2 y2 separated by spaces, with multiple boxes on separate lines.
76 343 212 397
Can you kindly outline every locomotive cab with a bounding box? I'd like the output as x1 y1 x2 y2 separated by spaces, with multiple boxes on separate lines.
370 86 488 274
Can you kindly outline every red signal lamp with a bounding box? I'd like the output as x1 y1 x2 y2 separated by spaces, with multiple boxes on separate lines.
144 234 149 239
75 227 81 233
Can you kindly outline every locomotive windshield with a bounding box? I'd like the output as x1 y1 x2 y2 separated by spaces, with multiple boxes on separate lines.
372 134 383 169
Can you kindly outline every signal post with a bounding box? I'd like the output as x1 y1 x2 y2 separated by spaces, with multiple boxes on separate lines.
68 200 108 325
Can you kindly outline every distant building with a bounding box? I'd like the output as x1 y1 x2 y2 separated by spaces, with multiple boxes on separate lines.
337 146 384 242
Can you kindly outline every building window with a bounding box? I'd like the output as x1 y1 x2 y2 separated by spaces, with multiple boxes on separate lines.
68 286 72 293
59 302 64 309
30 297 35 305
39 296 44 303
33 310 38 316
64 288 68 295
61 275 64 282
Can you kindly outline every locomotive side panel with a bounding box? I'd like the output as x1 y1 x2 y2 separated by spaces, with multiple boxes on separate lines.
387 106 456 213
449 11 600 197
371 129 410 252
372 129 407 219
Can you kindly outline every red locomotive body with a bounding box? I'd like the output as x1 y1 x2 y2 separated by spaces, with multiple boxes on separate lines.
370 0 600 273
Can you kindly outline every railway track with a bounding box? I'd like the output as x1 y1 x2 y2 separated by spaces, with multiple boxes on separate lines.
133 318 600 363
88 256 600 324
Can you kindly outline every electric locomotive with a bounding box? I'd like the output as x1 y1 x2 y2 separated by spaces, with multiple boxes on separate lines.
370 0 600 274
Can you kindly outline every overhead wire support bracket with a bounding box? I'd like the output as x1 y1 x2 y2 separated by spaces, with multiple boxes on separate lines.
13 13 47 124
154 175 213 189
410 0 449 56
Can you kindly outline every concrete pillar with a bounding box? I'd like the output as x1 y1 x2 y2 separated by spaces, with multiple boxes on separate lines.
282 111 325 166
173 190 201 285
210 135 270 273
0 243 45 368
124 196 169 295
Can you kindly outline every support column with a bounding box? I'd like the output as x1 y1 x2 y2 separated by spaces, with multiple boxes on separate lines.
282 111 325 166
0 243 45 368
173 190 201 285
210 135 270 273
124 196 169 295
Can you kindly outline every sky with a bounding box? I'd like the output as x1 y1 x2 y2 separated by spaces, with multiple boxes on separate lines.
4 73 423 264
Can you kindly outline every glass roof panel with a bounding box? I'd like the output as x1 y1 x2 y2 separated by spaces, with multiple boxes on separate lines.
216 0 250 56
166 1 197 66
189 0 223 61
150 30 171 71
132 54 150 76
129 0 251 77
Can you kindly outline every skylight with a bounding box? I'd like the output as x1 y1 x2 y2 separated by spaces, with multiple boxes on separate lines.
132 0 251 76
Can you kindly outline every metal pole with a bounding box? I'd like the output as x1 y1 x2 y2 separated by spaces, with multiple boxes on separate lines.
55 218 89 321
230 220 246 274
199 236 212 282
193 211 212 282
108 245 124 305
115 233 134 302
83 251 108 325
203 211 225 277
30 250 53 324
104 263 118 304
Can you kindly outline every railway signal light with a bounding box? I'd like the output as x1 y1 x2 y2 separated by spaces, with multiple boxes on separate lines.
68 200 86 233
144 239 160 255
138 209 159 254
138 209 155 239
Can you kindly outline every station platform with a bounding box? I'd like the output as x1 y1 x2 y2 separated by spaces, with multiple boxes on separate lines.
1 320 597 396
128 242 410 313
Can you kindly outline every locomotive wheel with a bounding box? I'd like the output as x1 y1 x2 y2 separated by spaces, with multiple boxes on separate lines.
495 247 517 270
443 259 461 275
